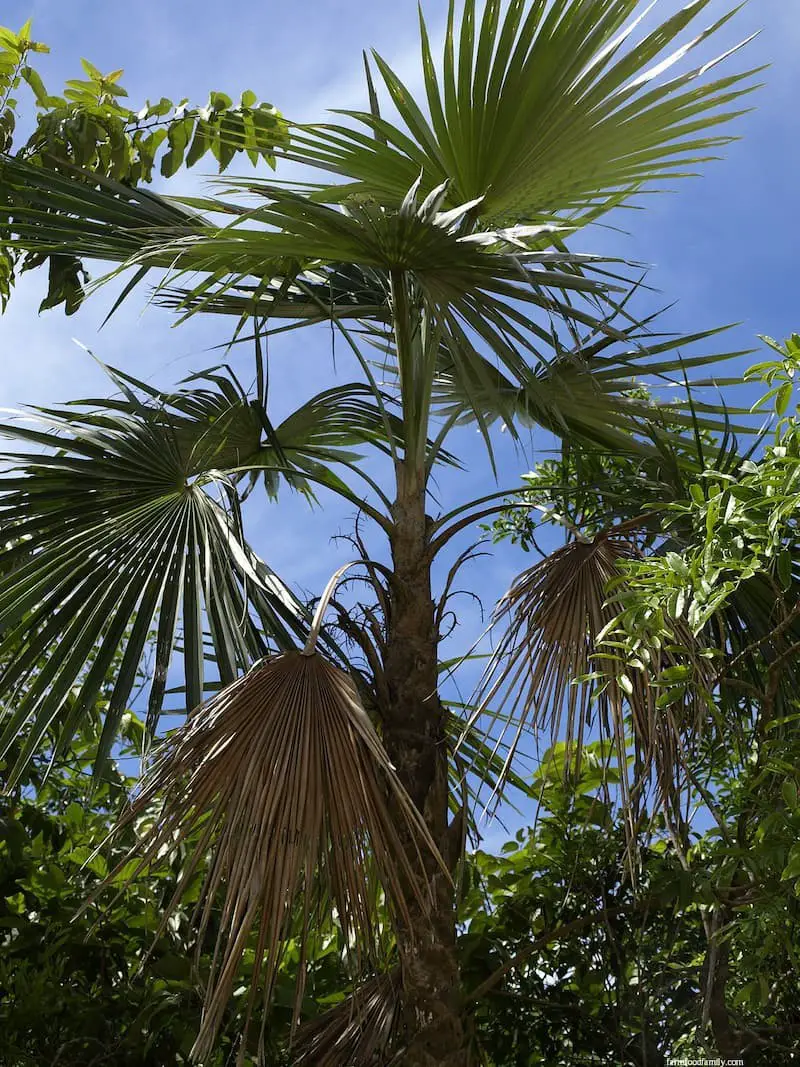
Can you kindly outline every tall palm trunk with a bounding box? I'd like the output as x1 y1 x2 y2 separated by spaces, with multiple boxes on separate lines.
382 462 467 1066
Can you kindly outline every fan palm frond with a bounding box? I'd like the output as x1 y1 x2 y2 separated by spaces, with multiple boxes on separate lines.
429 325 754 454
1 160 654 459
0 364 387 783
288 0 761 225
155 262 391 324
293 971 402 1067
101 651 443 1064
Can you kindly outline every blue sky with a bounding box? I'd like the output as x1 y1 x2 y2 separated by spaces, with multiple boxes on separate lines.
1 1 799 842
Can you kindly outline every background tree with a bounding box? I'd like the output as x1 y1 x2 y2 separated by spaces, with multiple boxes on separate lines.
480 336 800 1062
0 706 352 1067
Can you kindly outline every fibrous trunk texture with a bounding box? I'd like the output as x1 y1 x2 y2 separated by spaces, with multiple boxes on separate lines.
382 466 468 1067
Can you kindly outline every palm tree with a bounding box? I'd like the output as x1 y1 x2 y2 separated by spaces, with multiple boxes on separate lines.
0 2 764 1063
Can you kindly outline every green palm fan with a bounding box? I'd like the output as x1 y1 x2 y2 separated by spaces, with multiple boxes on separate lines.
0 363 399 783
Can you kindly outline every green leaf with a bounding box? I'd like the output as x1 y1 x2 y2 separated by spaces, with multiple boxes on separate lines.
186 118 211 167
776 381 793 416
20 64 48 105
63 846 108 877
64 801 85 829
209 90 232 112
145 96 173 118
160 116 192 177
657 665 692 686
80 57 103 81
665 552 690 579
782 853 800 882
217 109 245 172
777 550 793 590
38 254 86 316
656 686 685 709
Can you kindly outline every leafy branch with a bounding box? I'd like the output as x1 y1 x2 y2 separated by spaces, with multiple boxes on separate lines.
0 20 290 314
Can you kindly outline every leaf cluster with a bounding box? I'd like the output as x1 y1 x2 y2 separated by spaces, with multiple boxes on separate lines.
0 20 289 313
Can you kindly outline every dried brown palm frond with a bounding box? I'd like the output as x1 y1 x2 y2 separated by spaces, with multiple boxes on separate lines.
293 970 402 1067
99 639 444 1065
464 533 713 832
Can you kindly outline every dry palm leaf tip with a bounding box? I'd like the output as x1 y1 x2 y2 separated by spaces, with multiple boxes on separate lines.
96 565 446 1064
469 532 715 833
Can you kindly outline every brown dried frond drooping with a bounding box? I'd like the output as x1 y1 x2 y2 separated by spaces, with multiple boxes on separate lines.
293 970 402 1067
102 648 442 1064
466 533 713 831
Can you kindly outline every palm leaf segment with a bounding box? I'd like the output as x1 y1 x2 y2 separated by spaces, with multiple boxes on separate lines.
427 306 754 455
0 363 389 784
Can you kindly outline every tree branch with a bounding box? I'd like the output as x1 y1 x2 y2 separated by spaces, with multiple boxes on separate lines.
466 905 624 1005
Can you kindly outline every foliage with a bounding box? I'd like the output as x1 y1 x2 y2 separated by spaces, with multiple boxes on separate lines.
0 709 361 1066
287 0 761 225
489 340 800 783
0 362 351 788
0 19 288 313
484 342 800 1061
462 740 800 1065
5 728 800 1065
1 715 249 1066
747 333 800 416
599 341 800 719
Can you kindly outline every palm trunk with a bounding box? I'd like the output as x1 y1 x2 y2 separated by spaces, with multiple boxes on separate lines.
381 463 467 1066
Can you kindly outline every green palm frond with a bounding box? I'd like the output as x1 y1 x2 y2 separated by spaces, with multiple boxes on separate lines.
235 381 402 505
0 158 611 322
0 156 202 258
288 0 761 225
1 160 651 457
155 261 391 324
0 364 388 784
0 139 757 468
426 300 756 453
